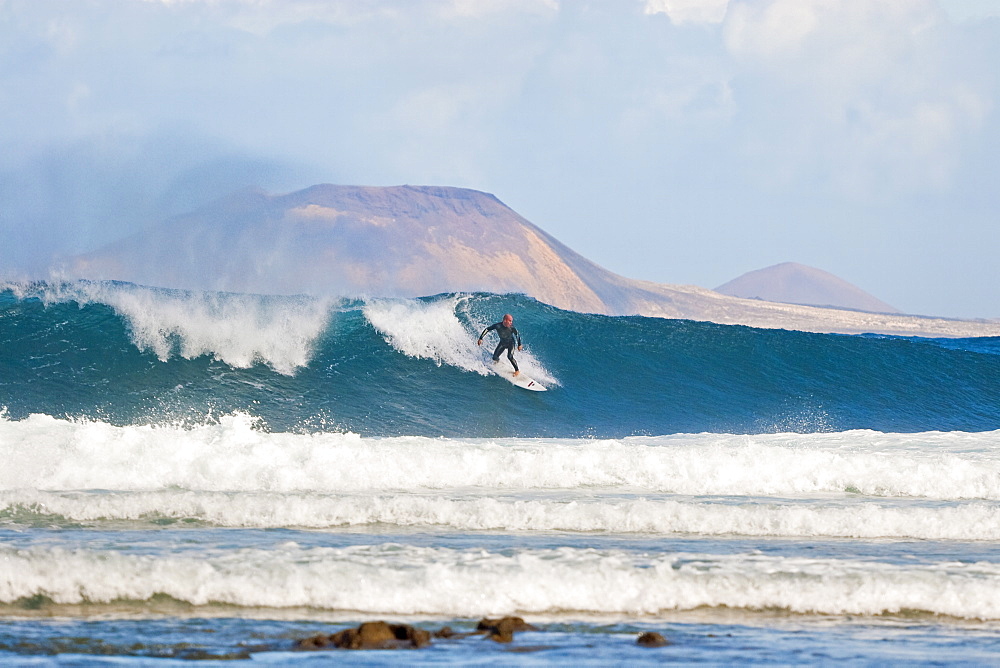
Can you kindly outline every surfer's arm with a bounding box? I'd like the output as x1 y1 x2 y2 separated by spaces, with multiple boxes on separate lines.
514 328 522 348
477 324 495 344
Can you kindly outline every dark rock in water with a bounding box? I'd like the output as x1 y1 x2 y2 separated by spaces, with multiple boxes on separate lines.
636 631 669 647
476 616 537 633
295 621 431 650
294 617 541 651
336 621 397 650
433 626 456 638
476 616 539 643
394 624 432 649
295 633 333 650
484 620 516 644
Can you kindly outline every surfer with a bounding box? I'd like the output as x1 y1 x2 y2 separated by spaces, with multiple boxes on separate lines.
478 313 523 376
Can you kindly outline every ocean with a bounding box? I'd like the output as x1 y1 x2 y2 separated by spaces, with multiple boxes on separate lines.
2 280 999 665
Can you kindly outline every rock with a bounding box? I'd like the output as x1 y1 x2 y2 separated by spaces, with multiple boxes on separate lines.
476 616 537 633
476 616 538 643
296 621 431 650
484 620 516 643
295 617 541 650
329 622 392 650
433 626 456 638
636 631 669 647
393 624 432 649
294 634 332 650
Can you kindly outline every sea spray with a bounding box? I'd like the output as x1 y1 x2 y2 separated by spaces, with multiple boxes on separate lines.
363 294 558 384
363 296 487 373
3 280 334 374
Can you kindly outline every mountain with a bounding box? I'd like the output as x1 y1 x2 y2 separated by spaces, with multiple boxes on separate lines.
68 184 1000 338
715 262 900 314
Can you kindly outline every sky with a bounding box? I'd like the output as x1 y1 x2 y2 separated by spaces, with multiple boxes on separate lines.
1 0 998 318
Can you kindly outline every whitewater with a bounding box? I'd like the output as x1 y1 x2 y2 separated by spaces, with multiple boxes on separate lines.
2 280 1000 664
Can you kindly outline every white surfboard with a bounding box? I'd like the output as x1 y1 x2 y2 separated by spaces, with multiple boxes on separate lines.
480 344 547 391
497 368 547 391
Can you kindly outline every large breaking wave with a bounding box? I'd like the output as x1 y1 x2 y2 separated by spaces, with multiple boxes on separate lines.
2 280 1000 436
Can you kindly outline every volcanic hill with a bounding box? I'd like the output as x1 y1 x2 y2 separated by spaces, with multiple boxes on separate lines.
69 184 1000 338
715 262 901 314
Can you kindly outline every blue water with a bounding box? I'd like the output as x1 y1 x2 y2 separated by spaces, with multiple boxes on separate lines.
1 281 999 665
3 284 999 436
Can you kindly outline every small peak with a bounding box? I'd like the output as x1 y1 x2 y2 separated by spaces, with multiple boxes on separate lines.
715 262 899 314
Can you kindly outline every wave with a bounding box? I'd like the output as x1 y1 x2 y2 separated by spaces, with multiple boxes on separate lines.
2 413 1000 543
4 489 1000 541
3 280 1000 436
2 413 1000 497
3 543 999 619
3 280 334 375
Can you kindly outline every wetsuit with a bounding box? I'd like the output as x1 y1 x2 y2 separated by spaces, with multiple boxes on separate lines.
480 322 522 372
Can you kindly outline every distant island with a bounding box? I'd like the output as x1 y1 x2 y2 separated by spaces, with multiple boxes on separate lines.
69 184 1000 338
715 262 900 314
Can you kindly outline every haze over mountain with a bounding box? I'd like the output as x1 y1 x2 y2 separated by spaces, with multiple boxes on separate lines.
715 263 901 314
68 184 1000 339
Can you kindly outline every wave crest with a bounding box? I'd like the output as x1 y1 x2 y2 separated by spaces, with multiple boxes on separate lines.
4 280 334 374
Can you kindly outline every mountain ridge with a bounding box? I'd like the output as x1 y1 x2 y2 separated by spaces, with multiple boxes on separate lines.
68 184 1000 338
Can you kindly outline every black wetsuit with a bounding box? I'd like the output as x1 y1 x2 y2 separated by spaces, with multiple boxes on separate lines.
480 322 522 372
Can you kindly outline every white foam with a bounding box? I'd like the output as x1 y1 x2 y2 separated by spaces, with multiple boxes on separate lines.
3 414 1000 499
2 543 999 619
6 280 334 374
363 295 558 384
363 296 487 374
4 489 1000 541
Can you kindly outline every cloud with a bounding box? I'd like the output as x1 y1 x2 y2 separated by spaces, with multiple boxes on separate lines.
644 0 729 25
1 0 999 315
443 0 559 19
938 0 1000 22
720 0 991 197
129 0 559 33
0 130 303 273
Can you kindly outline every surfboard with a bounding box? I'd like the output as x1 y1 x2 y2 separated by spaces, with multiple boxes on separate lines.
498 368 547 391
481 345 547 391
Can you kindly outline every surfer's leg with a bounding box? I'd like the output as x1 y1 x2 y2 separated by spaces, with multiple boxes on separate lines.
492 342 505 362
506 347 519 373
